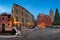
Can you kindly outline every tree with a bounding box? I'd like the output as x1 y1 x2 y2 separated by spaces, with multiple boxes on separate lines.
55 8 59 18
53 8 60 25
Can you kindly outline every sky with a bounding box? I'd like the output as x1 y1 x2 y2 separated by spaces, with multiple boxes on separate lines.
0 0 60 19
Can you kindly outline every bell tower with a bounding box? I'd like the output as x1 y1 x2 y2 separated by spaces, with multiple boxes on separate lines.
49 9 54 23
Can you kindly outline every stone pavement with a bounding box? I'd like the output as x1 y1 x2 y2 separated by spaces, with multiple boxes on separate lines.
0 27 60 40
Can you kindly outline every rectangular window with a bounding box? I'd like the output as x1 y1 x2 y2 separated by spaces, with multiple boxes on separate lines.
22 18 24 22
2 17 4 20
16 9 18 14
25 19 28 23
16 16 18 21
22 12 23 15
22 12 24 15
25 14 29 18
8 15 10 18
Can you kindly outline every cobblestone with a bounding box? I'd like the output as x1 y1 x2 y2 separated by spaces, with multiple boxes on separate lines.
0 27 60 40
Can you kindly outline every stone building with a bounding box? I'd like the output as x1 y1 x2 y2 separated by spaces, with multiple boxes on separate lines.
12 4 35 30
49 9 54 23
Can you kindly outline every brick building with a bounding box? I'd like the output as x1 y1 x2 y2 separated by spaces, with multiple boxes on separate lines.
37 14 52 28
0 13 12 32
12 4 35 30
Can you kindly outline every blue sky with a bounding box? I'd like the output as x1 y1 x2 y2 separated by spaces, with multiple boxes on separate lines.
0 0 60 19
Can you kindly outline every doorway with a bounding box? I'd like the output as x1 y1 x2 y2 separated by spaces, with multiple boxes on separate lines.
2 24 5 31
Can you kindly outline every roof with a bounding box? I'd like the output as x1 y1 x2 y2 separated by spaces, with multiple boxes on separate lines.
1 13 11 16
37 13 49 18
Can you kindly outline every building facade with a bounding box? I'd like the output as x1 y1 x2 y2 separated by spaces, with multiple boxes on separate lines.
37 14 52 28
12 4 35 30
0 13 12 32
